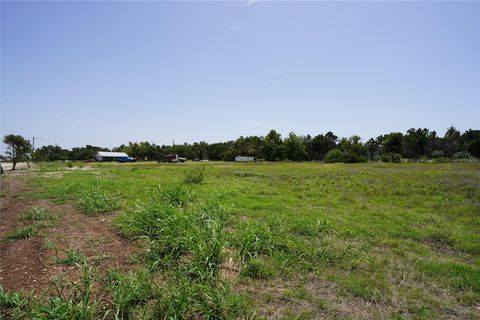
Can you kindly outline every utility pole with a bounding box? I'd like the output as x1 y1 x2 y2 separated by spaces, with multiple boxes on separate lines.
32 137 35 151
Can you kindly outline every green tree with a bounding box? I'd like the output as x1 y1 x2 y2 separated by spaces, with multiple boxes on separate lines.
462 129 480 158
264 130 284 161
34 145 70 161
311 132 337 160
3 134 32 170
402 128 437 159
365 138 379 161
337 136 367 163
284 132 307 161
381 132 403 155
443 126 462 157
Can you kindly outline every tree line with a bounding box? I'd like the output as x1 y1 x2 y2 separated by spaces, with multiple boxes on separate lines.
3 126 480 168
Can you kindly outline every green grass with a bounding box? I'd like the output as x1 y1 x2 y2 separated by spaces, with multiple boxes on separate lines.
21 207 56 221
5 225 38 241
60 249 87 266
9 161 479 319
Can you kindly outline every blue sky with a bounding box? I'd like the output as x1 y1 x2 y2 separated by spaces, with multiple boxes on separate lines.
1 1 479 150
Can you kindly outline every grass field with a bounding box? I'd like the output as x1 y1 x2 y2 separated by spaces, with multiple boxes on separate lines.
1 161 479 319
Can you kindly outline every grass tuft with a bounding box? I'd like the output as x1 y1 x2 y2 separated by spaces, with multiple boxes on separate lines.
5 225 38 241
21 207 56 221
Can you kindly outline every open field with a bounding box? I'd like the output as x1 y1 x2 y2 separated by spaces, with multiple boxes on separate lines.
1 161 479 319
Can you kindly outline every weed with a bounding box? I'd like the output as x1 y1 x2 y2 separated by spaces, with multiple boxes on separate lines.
21 207 56 221
5 225 38 241
79 188 120 214
33 263 105 319
236 223 276 262
105 268 154 319
240 258 275 279
183 166 206 184
60 249 87 266
289 218 331 237
0 287 30 319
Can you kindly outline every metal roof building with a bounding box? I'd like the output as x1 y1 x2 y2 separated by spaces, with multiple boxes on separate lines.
95 151 129 162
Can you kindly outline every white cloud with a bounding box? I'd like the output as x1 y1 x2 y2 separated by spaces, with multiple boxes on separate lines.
247 121 264 128
264 77 280 85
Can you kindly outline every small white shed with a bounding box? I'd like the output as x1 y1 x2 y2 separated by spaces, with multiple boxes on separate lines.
235 156 255 162
95 151 129 162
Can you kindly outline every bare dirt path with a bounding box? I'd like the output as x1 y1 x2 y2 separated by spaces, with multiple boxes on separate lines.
0 172 138 296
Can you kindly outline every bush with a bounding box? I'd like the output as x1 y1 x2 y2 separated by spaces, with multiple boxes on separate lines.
183 166 206 184
431 150 444 159
453 151 471 159
381 153 401 163
324 149 343 163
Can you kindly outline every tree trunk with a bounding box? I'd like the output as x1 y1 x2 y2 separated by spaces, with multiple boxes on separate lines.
12 161 16 170
0 164 3 174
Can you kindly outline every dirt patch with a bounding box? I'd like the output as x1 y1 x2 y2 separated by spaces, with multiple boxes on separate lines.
0 173 138 296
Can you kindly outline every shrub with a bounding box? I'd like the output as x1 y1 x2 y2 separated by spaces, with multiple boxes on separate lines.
324 149 343 163
431 150 444 159
381 153 401 163
453 151 471 159
183 166 206 184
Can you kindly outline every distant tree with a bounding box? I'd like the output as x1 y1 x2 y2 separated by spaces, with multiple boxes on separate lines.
461 129 480 158
3 134 32 170
264 130 284 161
402 128 437 159
443 126 462 157
235 136 264 159
284 132 308 161
34 145 70 161
311 132 337 160
382 132 404 155
70 145 108 160
337 135 367 163
365 138 380 161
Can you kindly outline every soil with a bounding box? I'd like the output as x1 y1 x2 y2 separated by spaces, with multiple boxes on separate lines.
0 172 139 297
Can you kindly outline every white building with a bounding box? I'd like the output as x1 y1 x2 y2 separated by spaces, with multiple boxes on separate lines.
95 151 129 162
235 156 255 162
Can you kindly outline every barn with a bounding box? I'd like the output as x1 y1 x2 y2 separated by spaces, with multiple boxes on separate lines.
95 151 129 162
235 156 255 162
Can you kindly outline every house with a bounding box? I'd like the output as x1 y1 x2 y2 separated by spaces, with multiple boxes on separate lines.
235 156 255 162
95 151 130 162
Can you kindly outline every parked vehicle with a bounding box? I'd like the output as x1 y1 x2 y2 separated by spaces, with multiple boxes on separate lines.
163 154 187 163
116 156 136 163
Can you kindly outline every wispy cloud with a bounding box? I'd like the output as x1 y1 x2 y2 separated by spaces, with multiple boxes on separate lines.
246 0 259 6
264 77 280 86
264 69 285 86
247 121 264 128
